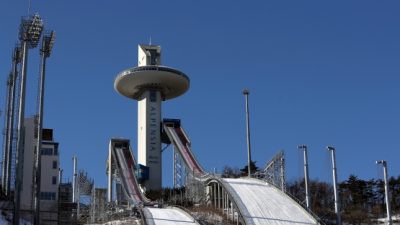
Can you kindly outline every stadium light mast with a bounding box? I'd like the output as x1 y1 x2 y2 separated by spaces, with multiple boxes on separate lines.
243 89 252 177
34 31 55 225
3 46 22 197
376 160 392 225
298 145 310 210
2 72 13 195
14 13 43 225
327 146 341 225
2 46 21 197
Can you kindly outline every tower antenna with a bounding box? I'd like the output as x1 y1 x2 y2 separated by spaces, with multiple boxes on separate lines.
149 36 152 45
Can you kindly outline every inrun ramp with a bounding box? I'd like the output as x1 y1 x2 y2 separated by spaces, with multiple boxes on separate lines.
110 139 146 205
223 178 318 225
109 139 200 224
163 121 204 175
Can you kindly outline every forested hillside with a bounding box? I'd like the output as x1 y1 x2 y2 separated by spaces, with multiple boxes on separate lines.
287 175 400 224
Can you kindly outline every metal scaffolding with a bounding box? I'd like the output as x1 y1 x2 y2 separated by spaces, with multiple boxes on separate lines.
254 150 286 191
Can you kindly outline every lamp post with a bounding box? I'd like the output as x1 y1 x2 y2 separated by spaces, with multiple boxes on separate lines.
298 145 310 210
34 31 55 225
243 89 252 177
14 13 43 225
376 160 392 225
72 156 78 203
327 146 341 225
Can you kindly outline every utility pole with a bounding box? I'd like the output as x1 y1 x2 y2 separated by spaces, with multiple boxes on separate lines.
376 160 392 225
14 14 43 225
243 89 252 177
327 146 341 225
298 145 310 210
34 31 55 225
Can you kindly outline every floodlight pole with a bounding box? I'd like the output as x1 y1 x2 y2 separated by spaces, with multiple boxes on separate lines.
243 89 252 177
34 31 55 225
327 146 341 225
376 160 392 225
13 39 29 225
14 14 43 225
298 145 310 210
1 47 21 196
1 73 13 195
4 47 21 197
13 37 29 225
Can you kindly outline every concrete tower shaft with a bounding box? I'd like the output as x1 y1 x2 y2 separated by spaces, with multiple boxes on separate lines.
114 45 189 190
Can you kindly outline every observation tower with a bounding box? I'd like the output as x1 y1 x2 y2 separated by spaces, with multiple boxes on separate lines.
114 45 189 190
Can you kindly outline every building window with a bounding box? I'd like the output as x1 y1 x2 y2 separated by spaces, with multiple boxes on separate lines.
52 160 57 169
54 147 58 155
41 148 53 155
40 192 56 200
52 176 57 185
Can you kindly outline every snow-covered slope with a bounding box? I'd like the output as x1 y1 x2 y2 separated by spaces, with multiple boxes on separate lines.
143 207 198 225
224 178 318 225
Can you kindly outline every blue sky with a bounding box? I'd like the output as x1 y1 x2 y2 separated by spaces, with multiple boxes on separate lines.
1 1 400 188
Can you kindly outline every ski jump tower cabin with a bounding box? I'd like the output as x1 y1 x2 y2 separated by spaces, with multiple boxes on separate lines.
114 45 190 191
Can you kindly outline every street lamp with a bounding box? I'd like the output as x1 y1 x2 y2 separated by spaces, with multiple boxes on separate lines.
14 13 43 225
34 30 55 225
327 146 341 225
298 145 310 210
243 89 252 177
376 160 392 225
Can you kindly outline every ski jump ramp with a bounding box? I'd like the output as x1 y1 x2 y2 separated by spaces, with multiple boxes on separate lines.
143 207 199 225
110 139 145 205
109 120 321 225
109 138 200 225
223 178 318 225
164 120 320 225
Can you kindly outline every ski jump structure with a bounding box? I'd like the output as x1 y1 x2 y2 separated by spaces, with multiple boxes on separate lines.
109 44 322 225
107 120 322 225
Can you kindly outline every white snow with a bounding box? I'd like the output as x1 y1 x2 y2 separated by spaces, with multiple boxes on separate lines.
143 207 198 225
224 178 318 225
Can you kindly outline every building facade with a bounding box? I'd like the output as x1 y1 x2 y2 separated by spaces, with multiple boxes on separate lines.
20 117 59 224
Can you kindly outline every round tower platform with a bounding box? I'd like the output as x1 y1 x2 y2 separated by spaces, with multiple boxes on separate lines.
114 65 190 100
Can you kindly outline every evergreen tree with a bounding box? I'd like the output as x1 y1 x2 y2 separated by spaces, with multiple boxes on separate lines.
240 160 259 176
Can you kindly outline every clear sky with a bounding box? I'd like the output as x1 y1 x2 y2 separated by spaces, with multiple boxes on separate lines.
1 1 399 188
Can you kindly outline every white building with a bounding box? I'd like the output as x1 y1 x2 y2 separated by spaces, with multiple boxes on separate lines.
20 117 59 224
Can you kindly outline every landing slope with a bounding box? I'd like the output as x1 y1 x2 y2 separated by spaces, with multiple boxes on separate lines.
224 178 318 225
143 207 199 225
